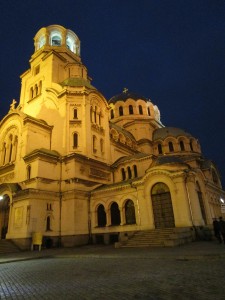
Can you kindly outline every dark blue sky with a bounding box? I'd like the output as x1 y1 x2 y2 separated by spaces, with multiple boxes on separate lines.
0 0 225 186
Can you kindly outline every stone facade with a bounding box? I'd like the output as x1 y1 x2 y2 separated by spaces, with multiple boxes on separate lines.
0 25 224 249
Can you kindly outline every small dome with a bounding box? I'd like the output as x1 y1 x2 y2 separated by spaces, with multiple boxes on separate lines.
153 127 192 141
34 25 80 56
108 89 150 104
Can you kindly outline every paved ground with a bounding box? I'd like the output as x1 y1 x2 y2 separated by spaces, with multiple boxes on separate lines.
0 241 225 299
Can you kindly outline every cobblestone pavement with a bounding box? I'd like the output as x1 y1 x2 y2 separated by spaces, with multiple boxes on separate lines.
0 241 225 299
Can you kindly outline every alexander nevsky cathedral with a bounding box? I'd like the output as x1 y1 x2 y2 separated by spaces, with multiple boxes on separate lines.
0 25 224 249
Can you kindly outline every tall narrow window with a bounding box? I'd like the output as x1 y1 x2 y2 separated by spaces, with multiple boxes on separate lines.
93 135 97 152
121 168 126 181
46 216 51 231
190 140 193 151
73 133 78 148
158 143 163 154
90 106 93 122
30 87 33 100
180 140 185 151
27 165 31 180
52 35 61 46
100 139 104 153
111 110 114 119
127 166 132 179
147 107 151 116
8 135 13 163
133 165 138 177
119 106 123 116
169 142 174 152
129 105 133 115
73 108 78 119
139 105 143 115
2 143 6 165
94 106 97 123
97 205 106 227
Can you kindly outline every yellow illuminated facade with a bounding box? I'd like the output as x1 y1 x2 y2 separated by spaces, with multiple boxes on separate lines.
0 25 224 248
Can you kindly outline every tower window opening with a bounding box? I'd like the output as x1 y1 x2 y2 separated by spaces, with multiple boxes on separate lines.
139 105 143 115
169 142 174 152
119 106 123 116
51 35 61 46
180 140 185 151
129 105 133 115
158 143 163 154
147 107 151 116
73 108 78 119
73 133 78 148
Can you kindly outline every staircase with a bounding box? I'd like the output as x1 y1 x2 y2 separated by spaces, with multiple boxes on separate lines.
0 240 21 254
119 228 194 248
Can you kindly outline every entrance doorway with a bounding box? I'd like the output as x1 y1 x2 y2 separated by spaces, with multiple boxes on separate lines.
151 183 175 229
0 195 10 239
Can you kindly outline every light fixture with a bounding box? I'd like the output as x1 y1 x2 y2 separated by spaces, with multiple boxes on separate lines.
0 195 3 200
220 197 224 204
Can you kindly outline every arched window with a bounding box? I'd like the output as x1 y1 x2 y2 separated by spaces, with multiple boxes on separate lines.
133 165 138 177
8 135 13 163
90 106 93 122
94 106 97 123
129 105 133 115
119 106 123 116
180 140 185 151
139 105 143 115
196 182 207 224
190 140 193 151
110 202 121 225
30 87 33 100
73 108 78 119
93 135 97 152
121 168 126 181
125 200 136 224
169 141 174 152
39 36 46 49
27 165 31 180
147 107 151 116
73 133 78 148
2 143 6 165
51 34 61 46
158 143 163 154
39 81 42 94
100 139 104 153
97 205 106 227
127 166 132 179
12 136 18 161
110 110 114 119
46 216 51 231
34 84 38 97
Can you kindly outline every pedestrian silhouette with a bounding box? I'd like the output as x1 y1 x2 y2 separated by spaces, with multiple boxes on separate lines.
218 217 225 244
213 218 222 243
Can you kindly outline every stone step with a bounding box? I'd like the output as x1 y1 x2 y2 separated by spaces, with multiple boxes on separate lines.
0 240 21 254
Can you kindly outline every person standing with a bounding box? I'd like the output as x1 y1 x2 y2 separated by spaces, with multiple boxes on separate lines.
219 217 225 244
213 218 222 243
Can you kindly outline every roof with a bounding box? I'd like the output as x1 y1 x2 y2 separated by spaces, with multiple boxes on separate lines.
150 155 188 167
60 78 96 90
152 127 192 141
108 89 150 104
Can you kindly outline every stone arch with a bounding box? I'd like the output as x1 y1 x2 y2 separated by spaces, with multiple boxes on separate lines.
124 199 136 224
96 204 106 227
110 202 121 226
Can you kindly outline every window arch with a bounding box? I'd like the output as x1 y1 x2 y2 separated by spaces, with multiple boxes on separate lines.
73 133 78 148
119 106 123 116
125 200 136 224
139 105 143 115
129 105 133 115
97 204 106 227
110 202 121 225
169 141 174 152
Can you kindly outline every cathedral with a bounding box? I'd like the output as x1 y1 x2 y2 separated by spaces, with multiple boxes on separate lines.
0 25 224 249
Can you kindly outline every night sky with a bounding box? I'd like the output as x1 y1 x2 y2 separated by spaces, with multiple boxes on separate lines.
0 0 225 187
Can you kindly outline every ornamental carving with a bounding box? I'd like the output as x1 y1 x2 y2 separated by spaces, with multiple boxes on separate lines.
90 167 109 180
0 172 15 183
